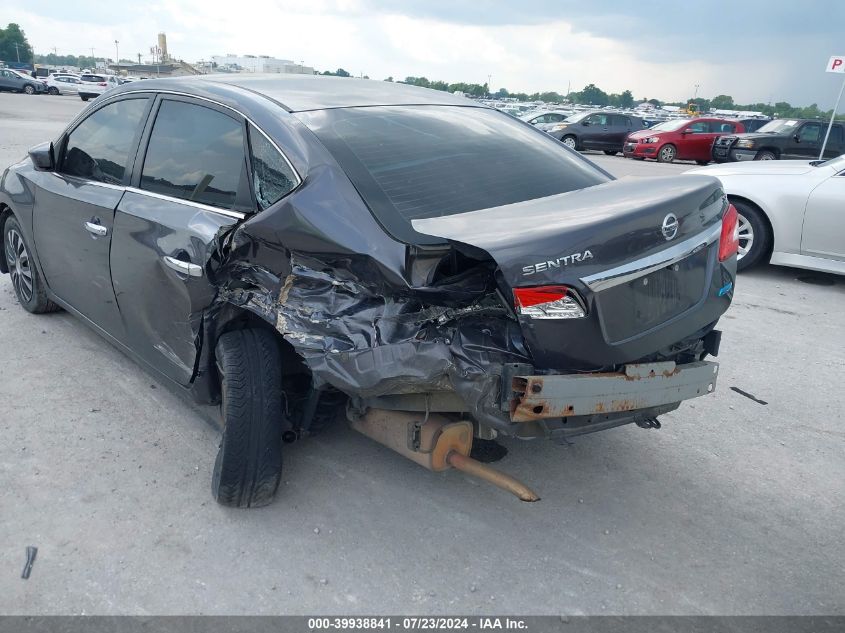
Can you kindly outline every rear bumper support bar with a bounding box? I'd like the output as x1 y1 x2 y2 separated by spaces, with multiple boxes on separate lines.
509 360 719 422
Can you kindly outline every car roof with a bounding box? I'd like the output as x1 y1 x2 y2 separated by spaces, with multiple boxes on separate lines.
105 74 476 112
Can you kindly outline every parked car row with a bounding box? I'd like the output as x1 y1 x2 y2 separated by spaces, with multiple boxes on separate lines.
0 69 126 100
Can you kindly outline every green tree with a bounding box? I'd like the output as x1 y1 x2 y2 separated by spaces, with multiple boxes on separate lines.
384 76 393 82
576 83 609 106
494 87 509 98
334 68 350 77
618 89 634 108
647 98 661 107
710 94 734 109
0 23 34 63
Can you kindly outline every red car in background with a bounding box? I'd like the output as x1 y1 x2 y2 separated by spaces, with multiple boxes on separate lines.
623 118 746 164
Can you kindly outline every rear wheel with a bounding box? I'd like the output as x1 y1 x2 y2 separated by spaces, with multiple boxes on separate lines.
23 84 35 95
47 87 59 95
212 329 284 508
3 215 60 313
696 160 709 166
657 144 677 163
561 135 577 150
755 150 777 160
732 200 771 271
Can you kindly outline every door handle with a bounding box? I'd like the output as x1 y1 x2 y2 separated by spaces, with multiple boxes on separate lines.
163 255 203 278
84 221 108 237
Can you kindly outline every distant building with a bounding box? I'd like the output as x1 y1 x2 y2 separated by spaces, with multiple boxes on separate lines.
210 54 314 75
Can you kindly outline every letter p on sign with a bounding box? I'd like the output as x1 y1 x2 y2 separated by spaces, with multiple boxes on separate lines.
828 56 845 73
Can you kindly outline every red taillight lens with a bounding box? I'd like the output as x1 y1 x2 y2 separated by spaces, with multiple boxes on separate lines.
719 204 739 261
513 286 586 319
514 285 569 309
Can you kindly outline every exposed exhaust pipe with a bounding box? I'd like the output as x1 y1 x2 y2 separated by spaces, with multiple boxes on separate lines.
350 409 540 502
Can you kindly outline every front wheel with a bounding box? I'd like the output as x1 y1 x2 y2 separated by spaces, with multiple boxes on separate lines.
603 150 618 156
23 84 35 95
696 160 709 166
755 150 777 161
212 329 285 508
732 201 772 271
561 135 577 150
657 144 676 163
3 215 61 313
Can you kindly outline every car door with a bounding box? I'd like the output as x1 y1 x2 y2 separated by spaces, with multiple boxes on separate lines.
606 114 630 150
581 114 608 149
821 124 844 159
801 167 845 261
110 96 257 385
679 120 717 161
0 69 16 91
786 122 822 159
31 95 152 338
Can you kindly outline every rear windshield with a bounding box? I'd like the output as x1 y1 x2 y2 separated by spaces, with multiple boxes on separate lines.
298 106 610 243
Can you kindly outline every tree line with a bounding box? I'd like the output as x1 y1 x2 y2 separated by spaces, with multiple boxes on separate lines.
4 20 835 121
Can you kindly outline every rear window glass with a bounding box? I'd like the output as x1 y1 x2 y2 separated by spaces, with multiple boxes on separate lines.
298 106 610 243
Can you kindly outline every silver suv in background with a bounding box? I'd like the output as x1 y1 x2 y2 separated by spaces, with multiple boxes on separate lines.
78 74 120 101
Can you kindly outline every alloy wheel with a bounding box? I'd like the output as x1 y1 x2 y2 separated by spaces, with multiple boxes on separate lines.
6 227 34 303
659 146 675 162
562 136 576 149
736 212 754 261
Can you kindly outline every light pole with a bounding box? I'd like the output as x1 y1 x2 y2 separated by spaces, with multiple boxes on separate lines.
114 40 119 69
693 83 700 100
13 42 21 62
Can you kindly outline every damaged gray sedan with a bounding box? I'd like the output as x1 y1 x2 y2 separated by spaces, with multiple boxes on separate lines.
0 76 738 505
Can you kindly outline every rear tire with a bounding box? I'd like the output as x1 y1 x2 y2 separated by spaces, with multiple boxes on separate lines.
696 160 709 166
48 87 59 95
755 150 777 161
732 200 772 271
212 329 284 508
657 144 676 163
3 215 61 314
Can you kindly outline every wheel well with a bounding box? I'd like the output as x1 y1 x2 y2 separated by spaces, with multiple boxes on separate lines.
756 147 780 158
0 204 11 274
212 303 309 378
727 195 775 259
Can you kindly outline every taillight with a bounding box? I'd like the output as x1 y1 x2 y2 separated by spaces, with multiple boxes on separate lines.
719 204 739 261
513 285 586 319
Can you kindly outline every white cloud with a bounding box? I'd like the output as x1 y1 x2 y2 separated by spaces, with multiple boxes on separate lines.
2 0 841 108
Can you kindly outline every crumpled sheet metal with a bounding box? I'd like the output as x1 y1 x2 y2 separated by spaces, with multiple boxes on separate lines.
219 254 531 430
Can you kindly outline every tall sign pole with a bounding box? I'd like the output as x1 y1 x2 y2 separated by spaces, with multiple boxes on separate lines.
820 55 845 160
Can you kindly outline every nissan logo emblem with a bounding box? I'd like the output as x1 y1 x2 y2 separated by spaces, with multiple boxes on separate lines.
661 213 679 241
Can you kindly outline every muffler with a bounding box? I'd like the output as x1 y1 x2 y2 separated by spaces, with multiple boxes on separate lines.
350 409 539 502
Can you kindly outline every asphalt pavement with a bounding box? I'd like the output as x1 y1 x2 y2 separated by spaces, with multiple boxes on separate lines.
0 92 843 616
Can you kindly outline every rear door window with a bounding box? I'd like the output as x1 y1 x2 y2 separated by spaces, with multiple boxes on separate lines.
60 97 149 184
140 100 250 211
248 124 298 210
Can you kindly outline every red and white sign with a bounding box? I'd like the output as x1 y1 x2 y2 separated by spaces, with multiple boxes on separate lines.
827 56 845 73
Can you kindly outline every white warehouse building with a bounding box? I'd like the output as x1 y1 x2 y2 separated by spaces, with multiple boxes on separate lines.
210 54 314 75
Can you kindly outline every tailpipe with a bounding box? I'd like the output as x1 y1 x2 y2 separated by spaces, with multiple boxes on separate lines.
349 409 540 502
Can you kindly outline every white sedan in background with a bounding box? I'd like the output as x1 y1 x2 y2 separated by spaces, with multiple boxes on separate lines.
686 156 845 275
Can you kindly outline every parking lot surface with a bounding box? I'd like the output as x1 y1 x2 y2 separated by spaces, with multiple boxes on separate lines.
1 93 843 615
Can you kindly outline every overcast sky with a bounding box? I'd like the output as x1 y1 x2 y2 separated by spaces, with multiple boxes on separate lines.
3 0 844 109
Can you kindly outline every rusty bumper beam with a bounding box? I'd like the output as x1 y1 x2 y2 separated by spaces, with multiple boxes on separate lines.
510 360 719 422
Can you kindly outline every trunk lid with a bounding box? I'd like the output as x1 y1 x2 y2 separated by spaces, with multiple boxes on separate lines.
413 175 733 369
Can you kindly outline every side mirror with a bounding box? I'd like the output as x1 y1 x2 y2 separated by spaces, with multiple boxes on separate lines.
28 142 55 171
582 120 591 126
681 129 692 135
793 134 800 143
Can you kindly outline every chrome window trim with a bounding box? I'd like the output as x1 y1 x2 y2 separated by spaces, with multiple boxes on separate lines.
124 187 246 220
580 222 722 292
96 88 303 190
